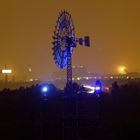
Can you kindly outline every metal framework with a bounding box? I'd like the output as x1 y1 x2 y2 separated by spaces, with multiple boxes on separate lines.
52 11 90 86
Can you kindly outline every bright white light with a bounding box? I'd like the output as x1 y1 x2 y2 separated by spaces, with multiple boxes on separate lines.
88 90 95 94
42 86 48 93
95 86 101 90
83 85 95 94
2 69 12 74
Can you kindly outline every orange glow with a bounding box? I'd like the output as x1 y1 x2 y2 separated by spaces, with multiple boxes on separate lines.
118 66 127 74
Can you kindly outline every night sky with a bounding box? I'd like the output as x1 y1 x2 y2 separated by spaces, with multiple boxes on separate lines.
0 0 140 80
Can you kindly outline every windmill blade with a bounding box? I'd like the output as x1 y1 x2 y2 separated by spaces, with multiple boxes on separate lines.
52 36 58 40
52 11 75 70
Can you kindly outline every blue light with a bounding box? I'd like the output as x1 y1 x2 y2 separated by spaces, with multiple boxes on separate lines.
95 80 102 92
42 86 48 93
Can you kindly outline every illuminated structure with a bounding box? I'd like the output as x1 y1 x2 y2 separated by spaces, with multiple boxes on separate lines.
1 64 13 82
2 69 12 82
52 11 90 87
2 69 12 74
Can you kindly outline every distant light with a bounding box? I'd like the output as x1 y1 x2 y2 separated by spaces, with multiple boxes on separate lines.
29 68 32 72
104 87 109 92
110 76 113 79
104 76 108 79
77 77 81 80
29 78 33 82
118 65 127 74
126 76 129 79
86 77 89 80
42 86 48 93
2 69 12 74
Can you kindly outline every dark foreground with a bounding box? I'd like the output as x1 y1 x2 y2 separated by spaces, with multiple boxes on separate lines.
0 84 140 140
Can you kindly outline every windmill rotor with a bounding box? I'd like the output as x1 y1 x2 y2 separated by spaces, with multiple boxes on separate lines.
52 11 90 87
